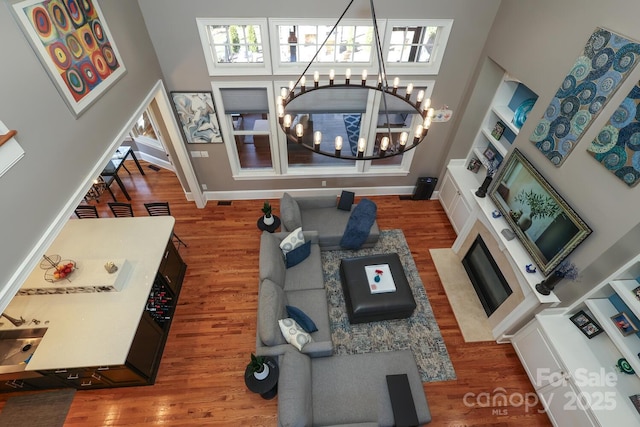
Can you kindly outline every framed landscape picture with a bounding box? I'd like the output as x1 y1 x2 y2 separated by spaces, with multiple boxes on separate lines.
170 91 223 143
489 149 592 275
9 0 127 118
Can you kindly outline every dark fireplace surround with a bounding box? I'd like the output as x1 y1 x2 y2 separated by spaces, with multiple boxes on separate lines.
462 235 513 316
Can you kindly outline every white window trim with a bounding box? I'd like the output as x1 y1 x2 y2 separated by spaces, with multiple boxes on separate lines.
268 18 386 77
196 18 272 76
362 79 435 173
211 78 434 180
382 19 453 75
210 81 279 178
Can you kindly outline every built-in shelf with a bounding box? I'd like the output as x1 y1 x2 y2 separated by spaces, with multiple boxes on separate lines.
492 105 520 135
585 298 640 377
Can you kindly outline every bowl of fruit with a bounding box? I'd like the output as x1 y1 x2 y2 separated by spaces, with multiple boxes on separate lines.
41 254 77 283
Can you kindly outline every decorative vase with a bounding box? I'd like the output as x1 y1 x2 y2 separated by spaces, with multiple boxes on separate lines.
475 176 492 198
517 213 532 231
253 363 270 380
263 215 274 226
535 272 563 295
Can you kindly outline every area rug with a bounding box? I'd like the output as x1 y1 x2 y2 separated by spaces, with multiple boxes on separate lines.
322 229 456 382
0 388 75 427
430 248 494 342
343 114 361 155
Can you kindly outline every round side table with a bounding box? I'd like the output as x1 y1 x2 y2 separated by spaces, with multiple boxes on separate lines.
244 356 279 399
257 215 281 233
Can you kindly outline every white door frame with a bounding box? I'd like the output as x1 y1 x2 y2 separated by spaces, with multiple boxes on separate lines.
138 80 206 208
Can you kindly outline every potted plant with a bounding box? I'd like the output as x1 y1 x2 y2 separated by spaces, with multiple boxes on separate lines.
247 353 270 380
261 201 274 226
535 260 579 295
513 189 560 231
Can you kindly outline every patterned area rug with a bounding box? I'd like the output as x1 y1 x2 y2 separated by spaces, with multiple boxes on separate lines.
343 114 361 155
322 229 456 382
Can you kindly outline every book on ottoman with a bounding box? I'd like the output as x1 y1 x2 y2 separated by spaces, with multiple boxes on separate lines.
365 264 396 294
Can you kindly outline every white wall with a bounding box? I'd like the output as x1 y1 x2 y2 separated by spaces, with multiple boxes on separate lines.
0 1 164 309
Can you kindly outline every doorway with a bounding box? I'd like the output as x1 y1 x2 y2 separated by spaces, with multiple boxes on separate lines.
123 81 205 208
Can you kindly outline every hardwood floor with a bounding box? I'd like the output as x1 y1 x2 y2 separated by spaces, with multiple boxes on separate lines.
1 161 552 426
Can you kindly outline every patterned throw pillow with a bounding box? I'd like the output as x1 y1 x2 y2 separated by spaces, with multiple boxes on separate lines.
279 227 305 255
278 318 314 351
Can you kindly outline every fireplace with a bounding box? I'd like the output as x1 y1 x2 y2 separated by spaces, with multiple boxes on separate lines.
462 235 513 316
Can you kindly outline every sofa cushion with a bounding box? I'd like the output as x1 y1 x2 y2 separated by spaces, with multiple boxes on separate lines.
259 232 286 286
257 279 287 346
279 318 314 351
310 350 431 426
278 350 313 427
281 193 302 230
283 242 324 291
285 241 311 268
340 198 377 250
286 305 318 333
280 227 305 255
286 289 332 344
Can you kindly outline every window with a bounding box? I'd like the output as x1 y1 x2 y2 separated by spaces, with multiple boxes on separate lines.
383 19 453 75
130 109 163 151
388 26 438 63
197 18 272 76
269 19 383 75
270 18 451 75
219 87 274 171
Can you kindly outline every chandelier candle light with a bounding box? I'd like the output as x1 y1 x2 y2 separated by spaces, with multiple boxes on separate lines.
276 0 437 160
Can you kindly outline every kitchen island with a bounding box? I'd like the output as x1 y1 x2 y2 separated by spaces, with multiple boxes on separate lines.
0 217 186 391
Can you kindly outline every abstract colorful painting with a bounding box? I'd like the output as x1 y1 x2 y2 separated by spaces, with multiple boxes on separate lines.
587 82 640 187
170 92 223 143
11 0 126 117
530 28 640 166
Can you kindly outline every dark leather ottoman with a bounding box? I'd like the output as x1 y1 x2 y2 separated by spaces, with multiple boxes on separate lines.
339 253 416 324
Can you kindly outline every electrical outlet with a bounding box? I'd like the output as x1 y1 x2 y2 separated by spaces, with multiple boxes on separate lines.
321 180 327 187
201 151 209 157
201 183 208 190
191 151 201 157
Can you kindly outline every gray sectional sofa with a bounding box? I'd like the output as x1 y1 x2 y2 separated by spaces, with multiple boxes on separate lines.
256 230 333 358
278 348 432 426
255 203 431 426
280 192 379 251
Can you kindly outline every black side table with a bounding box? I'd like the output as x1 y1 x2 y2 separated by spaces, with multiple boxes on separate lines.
257 215 281 233
244 356 279 399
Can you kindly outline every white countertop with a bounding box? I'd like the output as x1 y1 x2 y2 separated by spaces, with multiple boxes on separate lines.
1 217 174 371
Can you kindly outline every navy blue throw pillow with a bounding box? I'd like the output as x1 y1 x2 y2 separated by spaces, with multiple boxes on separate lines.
285 240 311 268
286 305 318 333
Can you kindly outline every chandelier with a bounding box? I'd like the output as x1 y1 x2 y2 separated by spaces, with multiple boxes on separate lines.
276 0 435 160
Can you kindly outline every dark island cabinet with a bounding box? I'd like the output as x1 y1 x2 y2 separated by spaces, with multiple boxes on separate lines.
0 239 186 392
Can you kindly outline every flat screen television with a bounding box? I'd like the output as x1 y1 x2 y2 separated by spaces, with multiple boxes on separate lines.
489 149 591 276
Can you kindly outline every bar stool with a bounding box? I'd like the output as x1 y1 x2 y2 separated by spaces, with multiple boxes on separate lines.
144 202 187 249
108 202 134 218
74 205 99 219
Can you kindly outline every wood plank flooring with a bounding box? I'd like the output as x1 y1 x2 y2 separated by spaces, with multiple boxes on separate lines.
0 160 552 426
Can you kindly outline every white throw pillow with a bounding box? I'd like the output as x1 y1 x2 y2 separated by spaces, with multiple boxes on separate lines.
278 318 313 351
279 227 305 255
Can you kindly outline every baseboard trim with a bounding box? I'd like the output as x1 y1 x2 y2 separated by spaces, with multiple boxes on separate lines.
202 186 439 201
